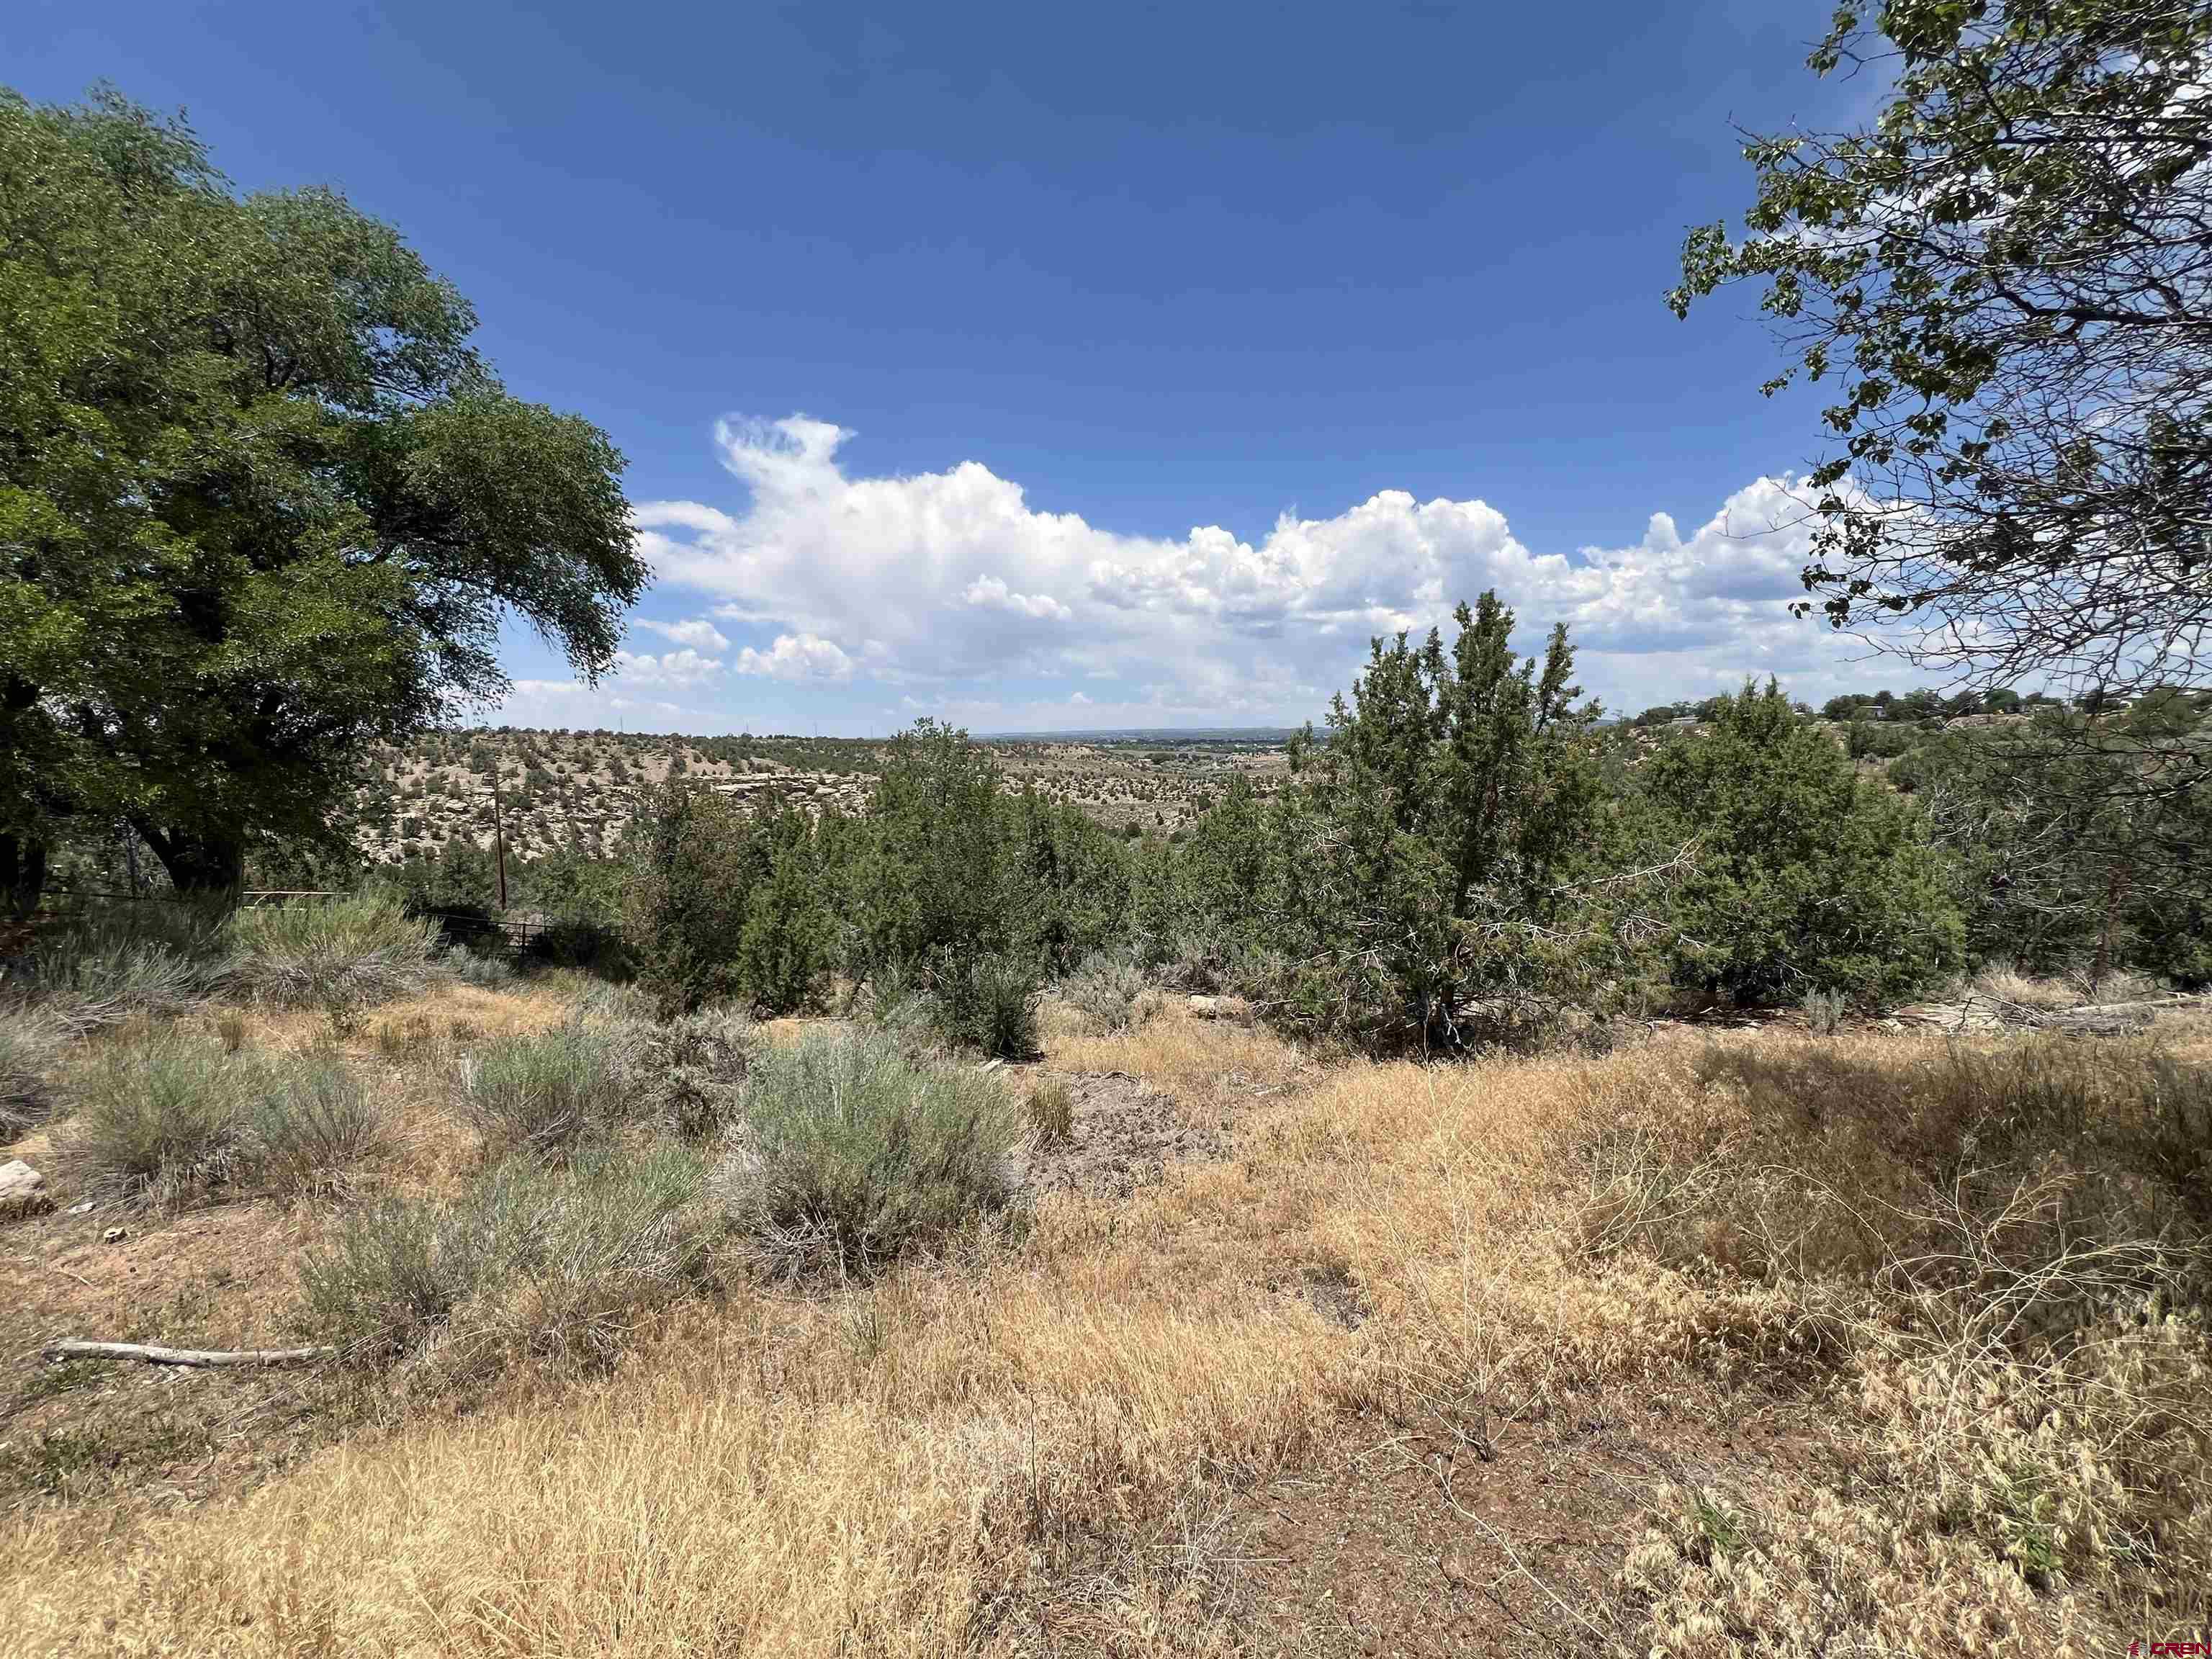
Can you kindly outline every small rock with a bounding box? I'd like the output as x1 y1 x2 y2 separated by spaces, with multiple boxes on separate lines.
102 1226 128 1245
0 1159 51 1220
1439 1547 1471 1585
66 1199 96 1215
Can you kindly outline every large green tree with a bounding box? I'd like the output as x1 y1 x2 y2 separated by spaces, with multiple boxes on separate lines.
1890 691 2212 982
1671 1 2212 710
1 89 642 900
1261 593 1611 1047
1631 683 1964 1004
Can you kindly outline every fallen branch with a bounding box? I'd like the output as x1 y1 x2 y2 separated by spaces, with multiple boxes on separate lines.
42 1339 336 1370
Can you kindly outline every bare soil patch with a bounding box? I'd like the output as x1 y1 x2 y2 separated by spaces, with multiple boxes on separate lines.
1230 1395 1829 1656
1024 1069 1228 1198
0 1195 349 1516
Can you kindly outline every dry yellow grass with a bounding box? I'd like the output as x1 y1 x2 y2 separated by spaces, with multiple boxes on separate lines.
4 1015 2206 1655
1047 999 1307 1101
1965 963 2085 1011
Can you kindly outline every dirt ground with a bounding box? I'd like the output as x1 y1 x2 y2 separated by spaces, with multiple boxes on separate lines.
1022 1068 1230 1199
5 994 2204 1654
0 1195 354 1517
1228 1396 1829 1657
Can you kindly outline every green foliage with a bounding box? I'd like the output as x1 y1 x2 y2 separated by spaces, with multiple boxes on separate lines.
521 916 632 979
729 1028 1027 1277
224 891 444 1027
1631 683 1963 1004
1672 1 2212 706
1002 788 1135 974
380 842 500 930
1218 592 1610 1047
0 89 642 896
300 1141 716 1370
621 783 756 1013
459 1018 636 1158
1847 721 1917 762
928 948 1041 1059
1888 701 2212 985
839 722 1133 984
733 809 832 1013
1171 774 1281 973
844 720 1020 974
515 844 629 923
624 786 832 1015
377 838 634 974
516 845 633 978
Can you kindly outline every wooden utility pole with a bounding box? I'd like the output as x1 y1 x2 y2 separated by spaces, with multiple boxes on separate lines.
492 783 509 911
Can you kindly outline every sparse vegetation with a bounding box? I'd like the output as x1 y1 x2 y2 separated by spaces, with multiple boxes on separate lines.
458 1017 637 1158
224 892 446 1029
53 1025 256 1205
1025 1077 1074 1146
12 917 222 1035
1064 951 1159 1034
633 1005 752 1138
12 997 2206 1653
248 1044 392 1197
0 1007 60 1138
50 1028 395 1205
301 1141 716 1372
5 17 2211 1649
724 1028 1027 1277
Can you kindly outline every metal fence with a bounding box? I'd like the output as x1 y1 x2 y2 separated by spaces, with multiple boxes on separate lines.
20 886 575 960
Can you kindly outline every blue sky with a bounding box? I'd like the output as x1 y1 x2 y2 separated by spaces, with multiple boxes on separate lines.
12 0 1900 733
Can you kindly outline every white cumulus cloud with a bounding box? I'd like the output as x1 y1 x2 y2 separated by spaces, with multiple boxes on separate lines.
620 414 1876 724
611 648 725 690
965 575 1072 621
734 631 855 682
633 616 732 652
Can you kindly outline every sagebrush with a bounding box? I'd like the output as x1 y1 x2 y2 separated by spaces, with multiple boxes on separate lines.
301 1141 717 1373
226 892 445 1025
724 1028 1027 1276
459 1017 637 1157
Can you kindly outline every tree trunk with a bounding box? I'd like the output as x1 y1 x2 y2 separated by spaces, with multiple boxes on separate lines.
0 832 48 920
2090 859 2133 989
130 822 246 895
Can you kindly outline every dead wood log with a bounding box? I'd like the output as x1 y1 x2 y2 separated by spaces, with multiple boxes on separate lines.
42 1339 336 1369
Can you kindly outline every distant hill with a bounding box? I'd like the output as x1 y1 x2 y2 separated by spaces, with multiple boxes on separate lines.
356 727 1295 864
979 727 1303 745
